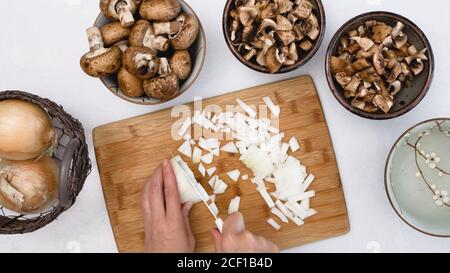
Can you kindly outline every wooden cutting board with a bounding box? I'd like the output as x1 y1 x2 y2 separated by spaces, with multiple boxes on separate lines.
93 75 350 253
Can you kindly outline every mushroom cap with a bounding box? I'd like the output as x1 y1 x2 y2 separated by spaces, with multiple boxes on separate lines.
123 46 159 79
118 66 144 97
143 73 179 101
80 46 122 78
100 0 137 21
129 19 151 47
139 0 181 21
265 46 283 73
170 50 192 80
171 13 200 50
100 21 131 47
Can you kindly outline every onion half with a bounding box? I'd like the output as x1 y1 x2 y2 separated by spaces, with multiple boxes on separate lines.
0 156 59 213
0 100 57 160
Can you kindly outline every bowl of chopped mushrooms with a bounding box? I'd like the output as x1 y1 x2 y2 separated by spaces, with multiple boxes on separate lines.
325 11 434 119
79 0 206 105
223 0 326 74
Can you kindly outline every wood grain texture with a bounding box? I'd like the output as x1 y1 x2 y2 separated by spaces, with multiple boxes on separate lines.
93 75 350 253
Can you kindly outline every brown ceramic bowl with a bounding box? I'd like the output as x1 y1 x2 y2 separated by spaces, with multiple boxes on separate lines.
222 0 326 74
93 0 206 105
325 11 434 120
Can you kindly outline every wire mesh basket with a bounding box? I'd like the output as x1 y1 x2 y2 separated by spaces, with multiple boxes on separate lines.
0 91 91 234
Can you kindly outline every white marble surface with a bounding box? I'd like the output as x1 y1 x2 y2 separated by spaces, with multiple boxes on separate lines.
0 0 449 253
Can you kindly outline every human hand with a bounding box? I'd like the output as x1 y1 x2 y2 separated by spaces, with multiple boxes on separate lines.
141 159 195 253
211 212 279 253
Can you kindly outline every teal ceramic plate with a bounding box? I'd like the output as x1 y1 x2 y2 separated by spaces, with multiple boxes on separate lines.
385 118 450 236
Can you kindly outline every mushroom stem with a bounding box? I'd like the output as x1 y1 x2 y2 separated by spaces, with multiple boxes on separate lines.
116 1 135 27
153 21 182 36
143 28 169 52
86 27 104 52
134 52 158 77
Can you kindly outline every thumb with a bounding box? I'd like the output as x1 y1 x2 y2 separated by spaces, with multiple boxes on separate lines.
223 212 245 235
182 202 193 234
211 228 223 253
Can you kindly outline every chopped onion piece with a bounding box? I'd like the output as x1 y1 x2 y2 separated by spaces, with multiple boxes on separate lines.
221 142 239 153
215 218 224 233
211 148 220 157
304 208 317 219
273 156 307 200
265 177 276 184
192 146 202 163
198 137 210 151
210 202 219 216
208 175 218 189
227 170 240 182
210 194 216 202
207 167 216 176
198 163 206 177
228 196 241 214
189 139 196 145
241 174 248 180
262 97 280 117
178 140 192 158
300 198 310 210
240 146 274 178
271 207 288 223
183 134 191 141
236 98 256 118
285 201 307 219
302 174 315 191
267 218 281 231
201 153 213 164
251 177 265 187
257 186 275 208
214 178 228 194
289 136 300 152
206 138 220 149
275 200 292 217
178 118 191 137
288 190 316 202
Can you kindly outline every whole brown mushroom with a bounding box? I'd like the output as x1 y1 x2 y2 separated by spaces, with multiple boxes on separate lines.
100 0 137 27
169 50 192 80
144 73 179 101
118 67 144 97
129 20 169 52
80 27 122 78
100 21 131 47
170 13 200 50
123 46 159 80
139 0 181 21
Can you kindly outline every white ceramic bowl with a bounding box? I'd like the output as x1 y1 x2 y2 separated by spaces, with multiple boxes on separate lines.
385 118 450 236
93 0 206 105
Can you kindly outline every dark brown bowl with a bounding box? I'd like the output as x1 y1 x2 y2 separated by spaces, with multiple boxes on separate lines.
222 0 326 74
325 11 434 120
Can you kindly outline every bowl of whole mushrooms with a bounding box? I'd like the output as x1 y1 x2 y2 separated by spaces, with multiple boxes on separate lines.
80 0 206 105
325 11 434 120
222 0 326 74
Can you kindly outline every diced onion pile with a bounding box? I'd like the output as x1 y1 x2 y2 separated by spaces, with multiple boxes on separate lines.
173 96 317 231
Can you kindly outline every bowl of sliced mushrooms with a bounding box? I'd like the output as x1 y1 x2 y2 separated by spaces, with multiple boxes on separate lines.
79 0 206 105
325 11 434 119
223 0 326 74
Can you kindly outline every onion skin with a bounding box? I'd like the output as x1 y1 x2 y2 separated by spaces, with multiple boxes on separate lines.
0 100 56 161
0 157 59 213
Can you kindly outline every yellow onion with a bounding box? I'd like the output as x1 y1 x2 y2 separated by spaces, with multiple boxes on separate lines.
0 156 59 213
0 99 56 161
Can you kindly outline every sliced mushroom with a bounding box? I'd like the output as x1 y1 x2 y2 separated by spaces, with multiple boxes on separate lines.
334 72 352 86
299 40 313 51
372 94 393 113
292 0 313 20
304 13 320 40
242 24 255 43
276 30 296 46
238 6 259 26
350 37 374 52
100 22 131 47
80 27 122 78
123 46 159 79
169 50 192 80
129 20 169 52
284 42 298 65
394 32 408 49
277 0 294 13
391 21 404 39
261 2 278 19
344 75 361 97
100 0 137 27
276 15 293 30
139 0 180 21
265 46 283 73
118 66 144 97
373 50 386 75
388 80 402 96
230 20 240 42
330 56 348 73
257 19 277 33
371 23 392 43
143 73 179 101
351 98 366 111
170 13 200 50
386 60 402 83
358 67 381 83
351 58 371 72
